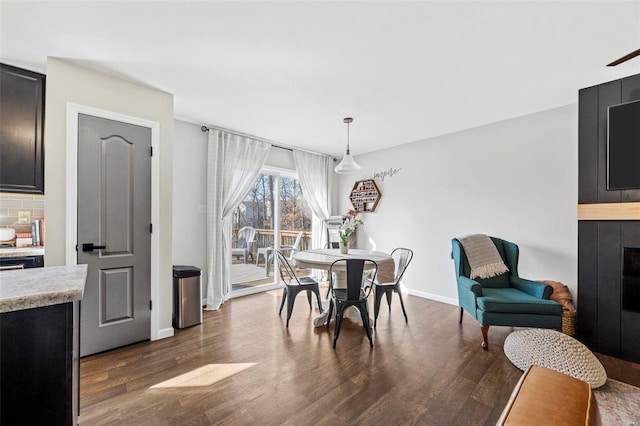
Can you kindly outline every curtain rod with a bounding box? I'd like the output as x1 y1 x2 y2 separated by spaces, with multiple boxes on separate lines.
201 124 336 160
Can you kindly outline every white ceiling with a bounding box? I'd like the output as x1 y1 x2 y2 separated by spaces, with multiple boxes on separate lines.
1 1 639 156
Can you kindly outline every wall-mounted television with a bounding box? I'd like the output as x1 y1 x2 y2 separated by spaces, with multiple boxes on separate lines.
608 99 640 191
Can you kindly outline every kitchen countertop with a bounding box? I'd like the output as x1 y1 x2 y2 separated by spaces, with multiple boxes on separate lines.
0 264 87 313
0 246 46 257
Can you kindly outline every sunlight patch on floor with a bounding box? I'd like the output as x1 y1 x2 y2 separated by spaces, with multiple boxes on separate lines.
150 363 257 388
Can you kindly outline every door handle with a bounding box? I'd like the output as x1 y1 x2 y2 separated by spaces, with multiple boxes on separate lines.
82 243 106 252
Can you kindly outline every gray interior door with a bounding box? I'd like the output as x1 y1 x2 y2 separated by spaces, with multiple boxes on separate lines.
78 114 151 356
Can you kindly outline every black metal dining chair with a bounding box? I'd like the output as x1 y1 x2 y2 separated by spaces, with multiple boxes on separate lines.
371 247 413 328
326 258 377 348
275 250 323 327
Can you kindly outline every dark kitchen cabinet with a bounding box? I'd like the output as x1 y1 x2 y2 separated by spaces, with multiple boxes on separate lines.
0 63 45 194
1 301 80 425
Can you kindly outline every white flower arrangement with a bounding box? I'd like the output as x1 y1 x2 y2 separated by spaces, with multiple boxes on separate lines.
339 209 363 247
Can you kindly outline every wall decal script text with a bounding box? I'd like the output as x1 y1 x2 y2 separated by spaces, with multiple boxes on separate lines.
373 167 402 182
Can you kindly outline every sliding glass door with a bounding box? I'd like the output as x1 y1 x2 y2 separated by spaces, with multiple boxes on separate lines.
230 167 312 296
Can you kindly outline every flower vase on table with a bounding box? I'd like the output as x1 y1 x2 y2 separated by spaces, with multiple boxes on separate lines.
338 209 363 255
339 242 349 254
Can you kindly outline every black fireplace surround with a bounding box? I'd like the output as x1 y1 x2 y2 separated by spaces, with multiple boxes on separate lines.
578 72 640 364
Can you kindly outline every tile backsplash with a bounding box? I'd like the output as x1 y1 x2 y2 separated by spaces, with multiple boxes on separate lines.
0 193 45 233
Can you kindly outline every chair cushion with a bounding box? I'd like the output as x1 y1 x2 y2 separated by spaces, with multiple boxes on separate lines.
477 288 561 315
297 276 319 286
333 288 367 302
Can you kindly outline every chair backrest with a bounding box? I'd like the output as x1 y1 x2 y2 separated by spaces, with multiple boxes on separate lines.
390 248 413 284
326 225 341 248
292 231 304 250
284 231 305 259
329 258 378 301
237 226 256 247
451 236 518 288
275 250 300 286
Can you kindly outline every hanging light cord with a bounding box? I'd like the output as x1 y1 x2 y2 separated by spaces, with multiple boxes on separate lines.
344 117 353 155
346 120 350 154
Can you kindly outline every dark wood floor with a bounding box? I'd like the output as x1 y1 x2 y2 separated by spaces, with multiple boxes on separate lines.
78 289 639 425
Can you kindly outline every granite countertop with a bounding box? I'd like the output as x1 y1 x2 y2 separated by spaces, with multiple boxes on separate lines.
0 264 87 313
0 246 46 257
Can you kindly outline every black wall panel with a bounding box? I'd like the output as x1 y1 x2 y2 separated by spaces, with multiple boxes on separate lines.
596 221 621 354
578 86 598 204
578 73 640 363
596 80 622 203
577 221 598 348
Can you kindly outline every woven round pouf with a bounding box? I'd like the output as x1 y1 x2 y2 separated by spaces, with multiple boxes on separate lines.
504 328 607 389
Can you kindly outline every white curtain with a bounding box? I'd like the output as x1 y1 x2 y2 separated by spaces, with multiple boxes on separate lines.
205 130 271 310
292 150 332 249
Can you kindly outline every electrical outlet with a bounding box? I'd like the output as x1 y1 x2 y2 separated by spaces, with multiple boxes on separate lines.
18 211 31 223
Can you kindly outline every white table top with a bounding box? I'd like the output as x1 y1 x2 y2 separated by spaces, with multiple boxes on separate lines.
293 249 395 283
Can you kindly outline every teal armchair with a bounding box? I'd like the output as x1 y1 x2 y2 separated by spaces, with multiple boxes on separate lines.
451 236 562 350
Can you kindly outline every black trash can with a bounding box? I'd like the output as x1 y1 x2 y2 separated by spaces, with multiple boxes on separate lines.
172 265 202 329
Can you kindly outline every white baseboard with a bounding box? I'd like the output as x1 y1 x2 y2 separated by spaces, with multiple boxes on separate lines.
154 327 175 341
407 289 458 306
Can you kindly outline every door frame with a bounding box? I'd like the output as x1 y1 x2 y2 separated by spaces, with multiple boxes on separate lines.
229 165 306 299
65 103 163 341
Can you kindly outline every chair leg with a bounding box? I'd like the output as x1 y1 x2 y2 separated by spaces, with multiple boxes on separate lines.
279 288 287 315
312 286 323 312
326 299 333 328
459 307 464 324
480 325 489 350
373 287 383 328
286 288 297 328
396 287 408 323
386 290 393 311
306 290 313 310
333 304 345 348
359 304 374 347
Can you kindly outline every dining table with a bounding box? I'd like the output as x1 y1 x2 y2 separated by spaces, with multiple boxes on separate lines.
292 248 395 326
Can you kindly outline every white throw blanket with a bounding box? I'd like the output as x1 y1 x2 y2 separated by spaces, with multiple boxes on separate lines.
458 234 509 279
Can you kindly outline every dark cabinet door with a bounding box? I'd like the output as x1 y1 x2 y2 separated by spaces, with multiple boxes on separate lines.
0 63 45 194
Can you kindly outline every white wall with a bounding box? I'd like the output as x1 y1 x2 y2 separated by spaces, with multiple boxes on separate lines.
45 58 175 335
336 105 579 305
172 120 208 290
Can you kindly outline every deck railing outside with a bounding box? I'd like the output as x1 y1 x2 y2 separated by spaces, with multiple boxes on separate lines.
233 228 312 257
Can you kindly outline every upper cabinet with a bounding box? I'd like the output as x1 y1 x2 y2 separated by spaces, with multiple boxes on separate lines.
0 63 45 194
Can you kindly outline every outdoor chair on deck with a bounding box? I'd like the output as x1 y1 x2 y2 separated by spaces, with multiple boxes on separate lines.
261 231 304 276
326 258 377 348
275 250 323 328
232 226 256 264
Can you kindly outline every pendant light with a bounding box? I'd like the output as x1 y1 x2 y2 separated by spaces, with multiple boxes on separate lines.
334 117 361 174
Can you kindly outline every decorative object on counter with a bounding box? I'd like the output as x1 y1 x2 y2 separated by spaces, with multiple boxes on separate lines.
15 232 33 247
338 210 363 254
0 227 16 242
30 218 44 246
349 179 381 212
334 117 361 174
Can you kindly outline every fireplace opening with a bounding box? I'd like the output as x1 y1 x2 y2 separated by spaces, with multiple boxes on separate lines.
623 247 640 313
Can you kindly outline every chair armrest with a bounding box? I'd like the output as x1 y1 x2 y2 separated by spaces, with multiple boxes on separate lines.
511 277 552 299
458 276 483 297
